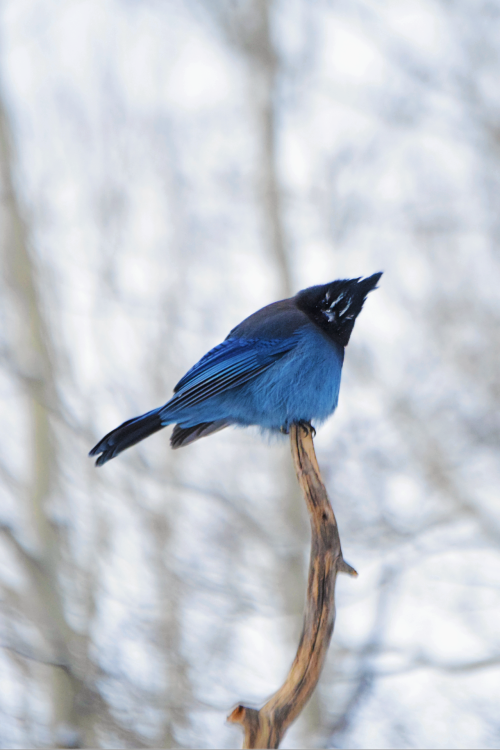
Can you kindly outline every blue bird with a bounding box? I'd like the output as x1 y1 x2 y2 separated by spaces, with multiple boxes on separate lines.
90 274 382 466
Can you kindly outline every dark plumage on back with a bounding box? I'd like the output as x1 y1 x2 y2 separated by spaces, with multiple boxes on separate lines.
89 274 382 464
228 298 309 340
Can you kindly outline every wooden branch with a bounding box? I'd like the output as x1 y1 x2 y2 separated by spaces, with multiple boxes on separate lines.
228 423 357 748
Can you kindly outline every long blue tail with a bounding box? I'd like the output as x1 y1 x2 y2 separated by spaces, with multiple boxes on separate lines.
89 409 164 466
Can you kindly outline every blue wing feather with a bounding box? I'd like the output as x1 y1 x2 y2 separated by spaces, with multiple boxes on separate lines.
167 337 297 411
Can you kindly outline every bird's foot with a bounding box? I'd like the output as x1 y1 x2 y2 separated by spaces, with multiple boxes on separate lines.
297 420 316 437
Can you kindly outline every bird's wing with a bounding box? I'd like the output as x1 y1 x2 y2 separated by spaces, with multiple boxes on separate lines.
167 337 297 411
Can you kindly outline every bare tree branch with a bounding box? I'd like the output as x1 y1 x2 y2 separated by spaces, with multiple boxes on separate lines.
228 423 356 748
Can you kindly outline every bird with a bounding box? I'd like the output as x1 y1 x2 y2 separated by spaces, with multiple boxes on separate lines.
89 273 382 466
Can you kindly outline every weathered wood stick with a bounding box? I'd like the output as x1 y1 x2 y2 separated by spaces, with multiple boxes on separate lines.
228 422 357 749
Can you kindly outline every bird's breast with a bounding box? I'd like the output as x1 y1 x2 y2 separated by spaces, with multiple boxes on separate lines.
243 327 344 428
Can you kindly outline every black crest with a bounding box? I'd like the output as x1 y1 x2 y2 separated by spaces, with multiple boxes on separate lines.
295 273 382 346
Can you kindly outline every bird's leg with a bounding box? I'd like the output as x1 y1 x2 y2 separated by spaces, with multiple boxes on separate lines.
297 420 316 437
280 425 289 435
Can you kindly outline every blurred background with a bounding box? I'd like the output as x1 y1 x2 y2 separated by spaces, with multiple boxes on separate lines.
0 0 499 747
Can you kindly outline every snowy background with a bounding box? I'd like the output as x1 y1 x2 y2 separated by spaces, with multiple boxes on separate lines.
0 0 499 747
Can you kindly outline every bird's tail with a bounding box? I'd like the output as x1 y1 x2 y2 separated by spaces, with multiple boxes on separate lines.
89 408 165 466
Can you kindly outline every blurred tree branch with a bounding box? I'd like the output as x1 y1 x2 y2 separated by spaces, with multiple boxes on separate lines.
0 94 110 748
199 0 292 296
228 423 356 748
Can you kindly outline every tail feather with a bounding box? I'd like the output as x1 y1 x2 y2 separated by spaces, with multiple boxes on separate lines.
170 420 229 449
89 409 164 466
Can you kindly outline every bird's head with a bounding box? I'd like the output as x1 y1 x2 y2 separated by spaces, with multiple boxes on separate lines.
295 273 382 346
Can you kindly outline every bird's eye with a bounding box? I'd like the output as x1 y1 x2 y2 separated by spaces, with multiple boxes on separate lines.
323 309 336 323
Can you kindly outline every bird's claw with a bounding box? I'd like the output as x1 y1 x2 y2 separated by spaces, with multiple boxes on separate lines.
297 420 316 437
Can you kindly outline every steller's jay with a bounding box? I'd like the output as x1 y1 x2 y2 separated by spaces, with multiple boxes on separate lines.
90 274 382 466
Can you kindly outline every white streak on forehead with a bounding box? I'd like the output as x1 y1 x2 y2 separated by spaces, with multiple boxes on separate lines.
327 291 345 308
322 289 356 321
337 301 351 316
